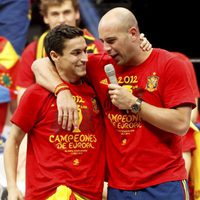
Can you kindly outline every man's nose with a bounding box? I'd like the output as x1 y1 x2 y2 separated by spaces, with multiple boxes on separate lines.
58 14 66 23
81 52 88 62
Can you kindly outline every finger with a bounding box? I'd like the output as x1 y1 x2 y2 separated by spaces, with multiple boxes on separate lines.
110 94 116 101
143 42 152 51
140 38 152 51
139 33 145 40
140 37 147 48
108 84 120 90
73 109 79 130
62 112 68 129
146 43 152 51
111 97 116 105
19 192 24 200
67 110 73 131
58 109 63 125
108 90 115 95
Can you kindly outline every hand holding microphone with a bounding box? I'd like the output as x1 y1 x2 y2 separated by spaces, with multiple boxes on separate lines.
104 64 125 108
104 64 138 111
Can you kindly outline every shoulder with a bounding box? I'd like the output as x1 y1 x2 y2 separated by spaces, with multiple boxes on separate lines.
24 40 37 49
88 53 113 65
18 84 53 115
21 40 37 55
22 84 51 101
153 48 176 60
152 48 187 69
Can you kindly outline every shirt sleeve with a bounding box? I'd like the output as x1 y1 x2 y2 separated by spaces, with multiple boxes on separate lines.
161 57 196 109
11 84 50 133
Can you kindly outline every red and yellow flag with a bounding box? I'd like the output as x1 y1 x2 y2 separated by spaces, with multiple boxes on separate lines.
0 36 19 134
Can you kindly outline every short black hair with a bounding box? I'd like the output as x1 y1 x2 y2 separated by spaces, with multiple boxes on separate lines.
44 24 84 64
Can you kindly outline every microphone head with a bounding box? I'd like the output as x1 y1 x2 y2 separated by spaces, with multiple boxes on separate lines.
104 64 118 84
104 64 116 77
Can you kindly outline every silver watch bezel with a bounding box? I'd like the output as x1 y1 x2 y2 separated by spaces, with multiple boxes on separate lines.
130 98 142 114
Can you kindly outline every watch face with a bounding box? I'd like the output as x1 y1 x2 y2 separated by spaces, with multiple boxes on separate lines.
131 98 142 114
131 104 139 114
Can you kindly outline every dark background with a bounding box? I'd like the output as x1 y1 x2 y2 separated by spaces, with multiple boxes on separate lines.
94 0 200 87
30 0 200 85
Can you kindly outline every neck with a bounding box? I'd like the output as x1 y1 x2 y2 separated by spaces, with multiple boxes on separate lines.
57 69 82 84
128 48 153 66
61 75 83 85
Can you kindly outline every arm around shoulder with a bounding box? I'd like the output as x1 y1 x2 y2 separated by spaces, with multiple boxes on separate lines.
31 57 62 92
31 57 79 131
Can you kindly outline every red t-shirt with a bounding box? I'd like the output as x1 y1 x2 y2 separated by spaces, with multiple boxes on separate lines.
172 52 199 98
16 41 37 88
86 48 196 190
172 52 199 152
11 81 105 200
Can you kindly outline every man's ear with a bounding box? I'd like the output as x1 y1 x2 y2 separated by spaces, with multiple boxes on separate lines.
43 16 49 25
128 27 137 40
75 10 80 21
50 51 59 62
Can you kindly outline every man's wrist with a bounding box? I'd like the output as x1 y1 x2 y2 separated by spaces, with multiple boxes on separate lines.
54 83 69 96
130 98 143 114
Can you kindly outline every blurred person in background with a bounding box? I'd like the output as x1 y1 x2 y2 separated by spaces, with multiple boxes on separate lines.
172 52 200 200
172 52 199 177
0 0 30 56
0 36 20 199
0 1 30 198
16 0 104 100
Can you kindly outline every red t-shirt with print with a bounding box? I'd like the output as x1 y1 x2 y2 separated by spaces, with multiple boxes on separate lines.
86 48 196 190
12 81 105 200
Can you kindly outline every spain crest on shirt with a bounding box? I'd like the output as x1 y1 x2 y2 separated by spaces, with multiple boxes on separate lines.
146 72 159 92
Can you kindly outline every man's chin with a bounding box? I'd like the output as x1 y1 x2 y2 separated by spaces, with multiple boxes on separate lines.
112 56 122 65
79 72 86 77
115 59 123 66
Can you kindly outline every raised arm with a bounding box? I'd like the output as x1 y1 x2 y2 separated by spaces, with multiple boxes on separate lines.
31 57 78 130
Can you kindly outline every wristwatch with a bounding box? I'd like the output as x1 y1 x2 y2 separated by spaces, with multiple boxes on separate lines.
130 98 143 114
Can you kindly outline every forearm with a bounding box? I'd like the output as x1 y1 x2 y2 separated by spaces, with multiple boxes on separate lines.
4 142 19 189
108 84 192 135
4 125 25 189
140 102 191 135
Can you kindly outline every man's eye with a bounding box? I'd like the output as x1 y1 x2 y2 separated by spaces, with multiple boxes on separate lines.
51 12 59 17
63 10 71 15
107 39 115 44
72 51 81 56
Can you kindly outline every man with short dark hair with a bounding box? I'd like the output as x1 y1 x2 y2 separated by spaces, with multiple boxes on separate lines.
4 24 106 200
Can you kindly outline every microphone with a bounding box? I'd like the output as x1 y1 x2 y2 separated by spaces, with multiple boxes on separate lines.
104 64 118 85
